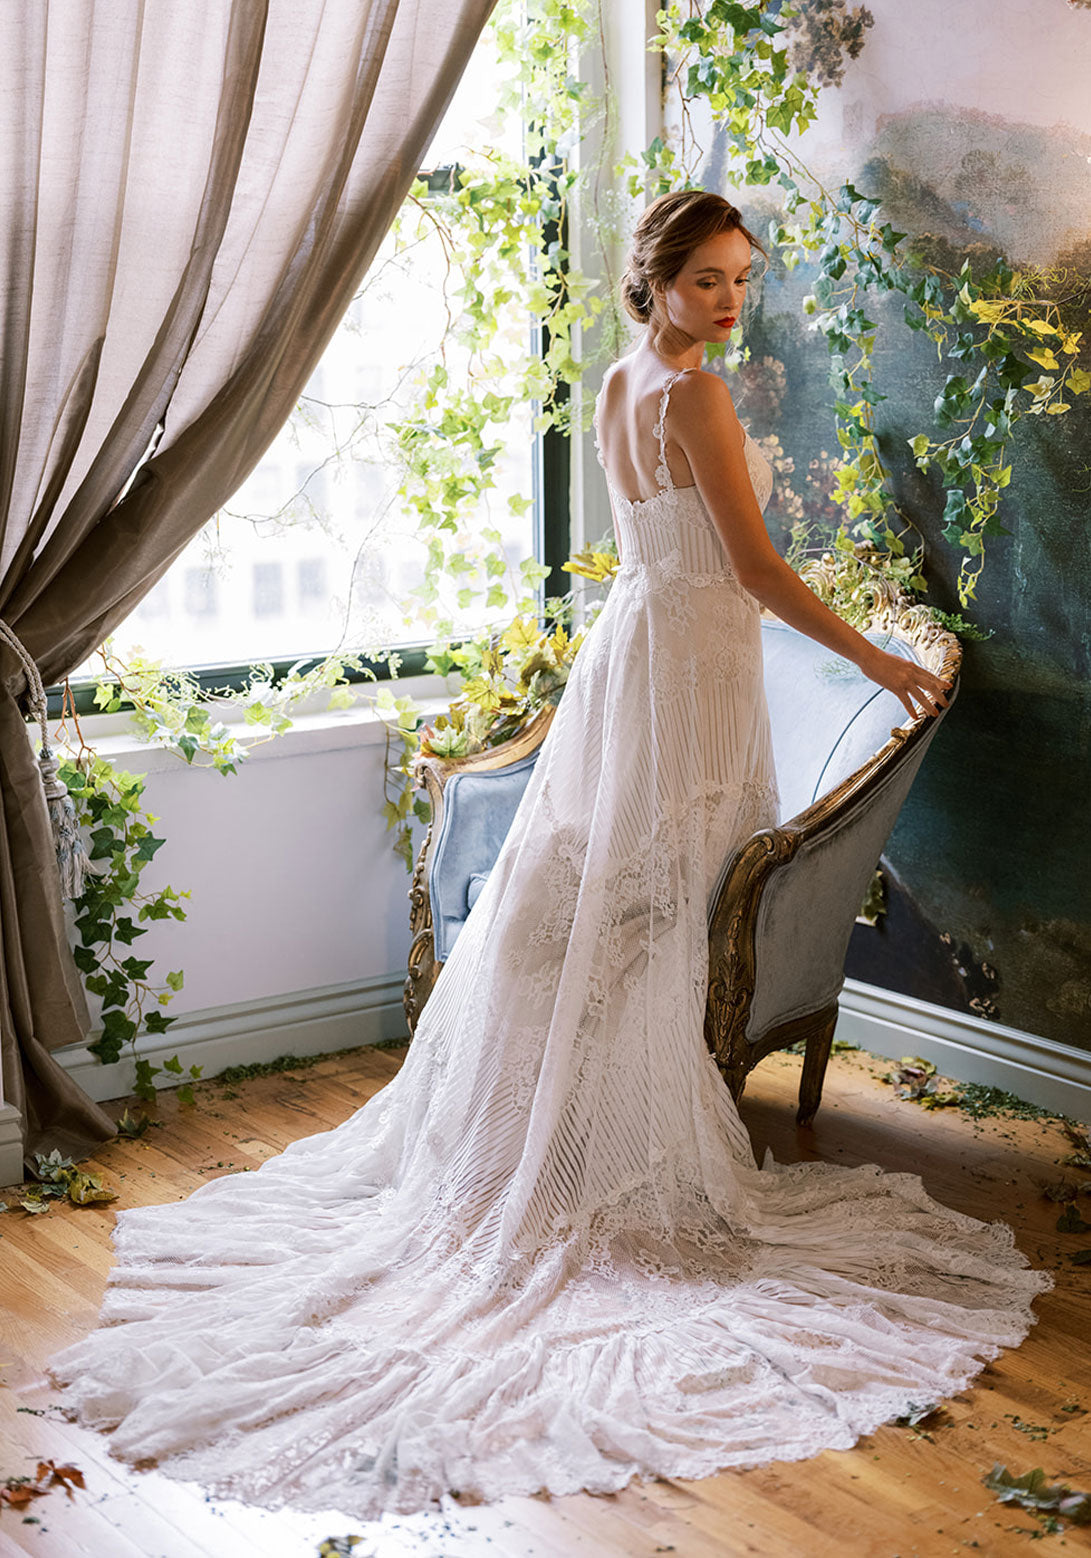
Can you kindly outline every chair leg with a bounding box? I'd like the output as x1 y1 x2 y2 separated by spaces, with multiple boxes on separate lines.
796 1006 837 1127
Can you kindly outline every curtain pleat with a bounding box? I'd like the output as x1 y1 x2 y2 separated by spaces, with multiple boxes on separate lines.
0 0 498 1165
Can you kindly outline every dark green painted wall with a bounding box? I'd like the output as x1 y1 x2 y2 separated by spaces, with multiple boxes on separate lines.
718 62 1091 1047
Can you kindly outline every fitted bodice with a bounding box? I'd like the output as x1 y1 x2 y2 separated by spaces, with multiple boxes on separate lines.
596 370 774 576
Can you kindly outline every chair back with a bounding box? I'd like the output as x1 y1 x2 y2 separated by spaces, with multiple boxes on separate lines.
426 619 950 967
762 620 923 824
429 750 542 962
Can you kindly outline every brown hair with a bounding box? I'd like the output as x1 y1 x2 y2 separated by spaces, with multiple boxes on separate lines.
620 190 765 325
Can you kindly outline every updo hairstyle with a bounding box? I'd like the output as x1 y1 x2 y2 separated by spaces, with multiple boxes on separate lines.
620 190 764 325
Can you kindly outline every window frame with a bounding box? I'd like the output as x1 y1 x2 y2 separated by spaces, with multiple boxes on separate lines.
46 162 572 719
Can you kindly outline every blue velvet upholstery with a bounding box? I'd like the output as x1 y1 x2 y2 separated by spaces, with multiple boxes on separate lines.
762 622 921 824
744 725 940 1043
430 750 542 962
428 620 932 967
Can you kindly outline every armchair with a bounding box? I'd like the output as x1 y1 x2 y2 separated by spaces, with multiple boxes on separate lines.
404 585 960 1125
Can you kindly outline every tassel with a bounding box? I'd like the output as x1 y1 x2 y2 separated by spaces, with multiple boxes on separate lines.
0 617 93 902
37 745 94 900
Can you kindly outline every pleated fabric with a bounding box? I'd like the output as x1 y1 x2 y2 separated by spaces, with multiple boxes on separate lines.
46 376 1051 1518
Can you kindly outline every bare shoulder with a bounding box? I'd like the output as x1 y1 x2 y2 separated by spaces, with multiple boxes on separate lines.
668 368 742 448
597 355 631 412
670 367 737 414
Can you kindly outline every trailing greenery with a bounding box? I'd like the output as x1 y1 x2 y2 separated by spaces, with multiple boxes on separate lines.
58 754 198 1102
377 540 615 866
646 1 1087 605
56 648 362 1092
90 645 363 773
368 0 610 643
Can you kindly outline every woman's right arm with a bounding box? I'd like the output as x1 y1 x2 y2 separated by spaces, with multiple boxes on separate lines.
670 372 952 722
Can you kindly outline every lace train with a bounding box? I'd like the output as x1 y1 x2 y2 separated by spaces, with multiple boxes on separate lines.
46 371 1051 1518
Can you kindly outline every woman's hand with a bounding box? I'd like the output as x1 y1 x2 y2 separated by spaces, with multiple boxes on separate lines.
858 643 954 721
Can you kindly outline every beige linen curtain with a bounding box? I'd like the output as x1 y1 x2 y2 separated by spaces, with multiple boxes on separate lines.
0 0 497 1163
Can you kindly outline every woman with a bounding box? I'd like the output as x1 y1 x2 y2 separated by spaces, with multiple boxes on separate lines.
49 191 1050 1519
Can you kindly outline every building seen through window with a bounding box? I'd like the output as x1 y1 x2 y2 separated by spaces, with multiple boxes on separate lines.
107 33 533 675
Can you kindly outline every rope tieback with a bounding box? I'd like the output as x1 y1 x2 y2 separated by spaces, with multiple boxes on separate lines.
0 618 93 900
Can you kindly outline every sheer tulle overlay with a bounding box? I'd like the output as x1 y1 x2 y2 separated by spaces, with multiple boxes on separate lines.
48 374 1050 1518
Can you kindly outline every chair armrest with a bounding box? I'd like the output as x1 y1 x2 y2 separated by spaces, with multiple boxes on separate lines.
706 692 954 1074
404 705 555 1030
745 719 942 1040
413 704 556 818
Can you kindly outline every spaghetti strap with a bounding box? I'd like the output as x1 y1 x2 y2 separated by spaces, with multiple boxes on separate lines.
653 370 686 493
592 380 608 471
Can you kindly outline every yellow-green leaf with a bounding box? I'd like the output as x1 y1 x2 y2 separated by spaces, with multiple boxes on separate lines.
500 616 540 655
67 1174 118 1206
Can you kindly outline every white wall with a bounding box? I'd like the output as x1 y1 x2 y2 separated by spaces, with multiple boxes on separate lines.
51 677 450 1102
97 712 418 1012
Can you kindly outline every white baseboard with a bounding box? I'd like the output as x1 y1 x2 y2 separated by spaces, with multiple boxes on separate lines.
40 971 1091 1132
838 978 1091 1122
0 1103 24 1188
54 974 409 1105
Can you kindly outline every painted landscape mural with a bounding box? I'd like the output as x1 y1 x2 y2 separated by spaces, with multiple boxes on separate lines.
709 0 1091 1047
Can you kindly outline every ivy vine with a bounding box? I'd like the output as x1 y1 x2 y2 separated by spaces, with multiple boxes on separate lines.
58 753 198 1103
53 649 363 1096
648 1 1088 604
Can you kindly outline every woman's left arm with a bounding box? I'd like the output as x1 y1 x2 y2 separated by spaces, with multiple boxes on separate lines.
670 372 952 721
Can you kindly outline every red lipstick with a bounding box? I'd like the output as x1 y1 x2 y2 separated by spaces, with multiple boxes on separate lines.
716 317 735 328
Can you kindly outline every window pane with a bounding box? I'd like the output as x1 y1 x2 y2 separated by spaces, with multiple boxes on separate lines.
110 24 532 673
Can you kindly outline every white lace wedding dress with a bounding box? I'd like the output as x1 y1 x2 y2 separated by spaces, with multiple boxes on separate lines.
49 372 1050 1519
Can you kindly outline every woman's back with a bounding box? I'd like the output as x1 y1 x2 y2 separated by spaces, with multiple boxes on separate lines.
595 354 699 502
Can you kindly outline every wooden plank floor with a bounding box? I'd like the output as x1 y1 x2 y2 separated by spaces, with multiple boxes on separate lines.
2 1041 1090 1558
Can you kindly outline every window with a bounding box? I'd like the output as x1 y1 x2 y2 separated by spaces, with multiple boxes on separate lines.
100 29 549 680
252 562 284 619
183 567 218 619
298 558 327 615
133 578 170 620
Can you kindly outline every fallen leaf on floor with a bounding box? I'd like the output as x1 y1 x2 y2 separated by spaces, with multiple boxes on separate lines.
1004 1414 1054 1442
883 1057 960 1109
1 1460 86 1512
115 1108 151 1138
892 1401 946 1430
1057 1203 1091 1235
1041 1178 1091 1202
1060 1122 1091 1169
14 1153 119 1214
984 1463 1091 1530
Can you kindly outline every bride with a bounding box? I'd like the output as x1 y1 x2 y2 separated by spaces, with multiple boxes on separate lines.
48 190 1051 1519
